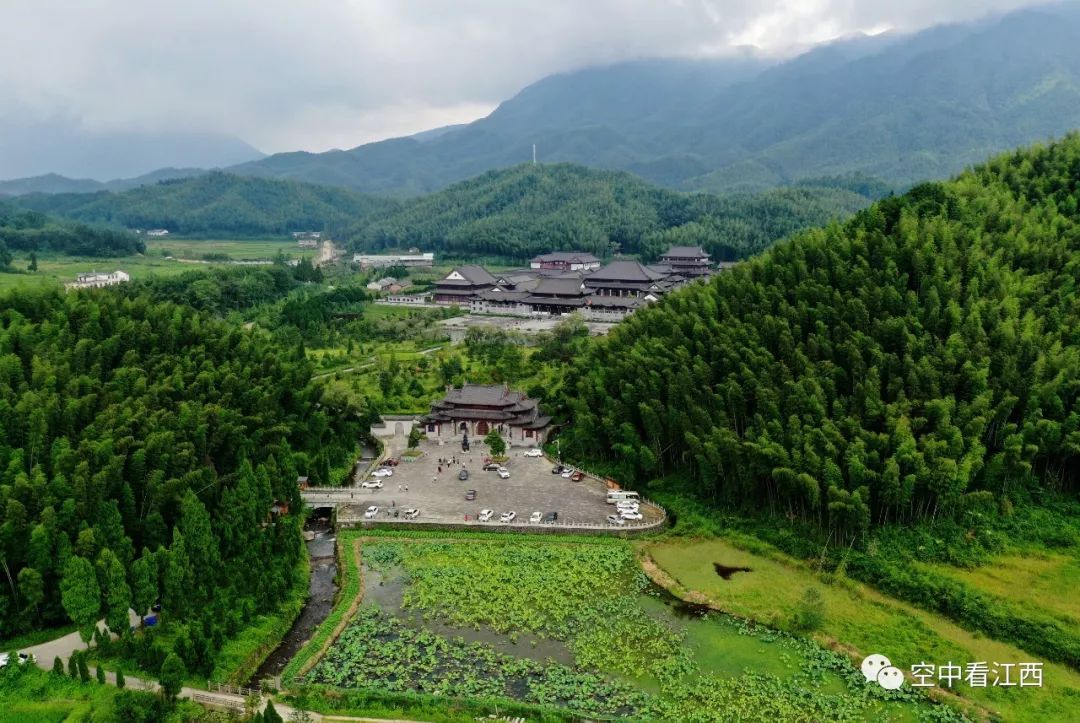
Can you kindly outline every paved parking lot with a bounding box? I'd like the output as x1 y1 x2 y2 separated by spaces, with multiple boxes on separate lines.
334 438 662 529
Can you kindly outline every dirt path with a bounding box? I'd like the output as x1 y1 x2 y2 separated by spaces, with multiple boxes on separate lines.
317 239 337 265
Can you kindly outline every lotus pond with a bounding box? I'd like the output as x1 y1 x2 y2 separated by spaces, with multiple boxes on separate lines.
305 535 967 721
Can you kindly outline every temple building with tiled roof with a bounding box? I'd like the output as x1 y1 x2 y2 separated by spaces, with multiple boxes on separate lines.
421 384 551 444
660 245 713 277
433 265 498 305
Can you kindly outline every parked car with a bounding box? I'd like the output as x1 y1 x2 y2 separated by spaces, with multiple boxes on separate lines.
364 506 380 519
570 471 585 481
500 511 517 523
404 508 420 520
458 469 469 481
497 467 510 479
551 465 565 474
542 511 559 523
529 511 542 523
616 501 639 512
524 448 543 457
0 652 32 668
372 468 394 477
482 462 500 471
361 480 383 489
464 489 477 501
620 510 643 520
383 458 400 466
606 514 626 526
478 509 495 522
561 469 573 478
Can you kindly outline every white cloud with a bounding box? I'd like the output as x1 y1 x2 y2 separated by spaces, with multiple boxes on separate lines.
0 0 1051 154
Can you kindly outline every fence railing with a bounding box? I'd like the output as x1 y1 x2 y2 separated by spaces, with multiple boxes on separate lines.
207 682 262 697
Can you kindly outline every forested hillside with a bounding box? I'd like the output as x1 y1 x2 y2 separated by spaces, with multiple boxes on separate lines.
0 201 143 265
14 172 397 237
563 133 1080 535
349 163 875 261
0 289 362 675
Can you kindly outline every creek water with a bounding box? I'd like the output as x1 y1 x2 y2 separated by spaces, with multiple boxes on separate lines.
248 509 339 686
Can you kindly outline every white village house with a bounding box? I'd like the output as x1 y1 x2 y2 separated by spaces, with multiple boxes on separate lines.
65 270 131 291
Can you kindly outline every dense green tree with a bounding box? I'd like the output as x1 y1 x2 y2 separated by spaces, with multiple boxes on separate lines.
59 556 100 645
158 653 184 702
116 668 126 688
0 286 359 659
346 164 872 261
129 554 156 622
51 656 63 676
485 429 507 458
12 172 396 238
0 200 142 257
264 700 284 723
98 549 132 635
16 567 43 622
563 133 1080 537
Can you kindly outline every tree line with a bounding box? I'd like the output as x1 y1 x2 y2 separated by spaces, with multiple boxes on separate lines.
12 171 397 238
346 163 877 262
562 133 1080 539
0 201 143 266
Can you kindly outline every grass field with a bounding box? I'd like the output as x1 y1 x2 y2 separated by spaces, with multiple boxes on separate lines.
146 238 305 260
0 666 196 723
644 537 1080 722
918 551 1080 627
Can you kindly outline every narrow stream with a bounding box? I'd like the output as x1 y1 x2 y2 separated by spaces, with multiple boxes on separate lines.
248 508 339 686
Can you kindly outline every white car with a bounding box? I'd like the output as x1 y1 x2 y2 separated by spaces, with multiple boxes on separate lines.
372 468 394 477
620 510 643 520
478 509 495 522
361 479 383 489
500 511 517 523
616 502 639 512
497 467 510 479
606 514 626 526
363 506 380 519
529 511 542 523
561 469 573 478
523 448 543 457
0 652 32 668
403 508 420 520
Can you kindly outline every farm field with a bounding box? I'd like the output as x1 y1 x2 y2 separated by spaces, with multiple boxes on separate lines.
644 538 1080 723
0 252 229 292
145 237 306 260
293 532 958 722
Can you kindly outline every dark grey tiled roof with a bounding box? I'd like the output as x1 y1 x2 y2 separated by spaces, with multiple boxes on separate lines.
586 260 666 282
662 246 710 259
531 252 600 263
531 277 587 297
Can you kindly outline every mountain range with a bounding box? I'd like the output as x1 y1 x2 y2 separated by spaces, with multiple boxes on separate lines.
223 3 1080 196
5 4 1080 201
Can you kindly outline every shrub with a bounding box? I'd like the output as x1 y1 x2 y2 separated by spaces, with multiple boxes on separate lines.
791 587 825 632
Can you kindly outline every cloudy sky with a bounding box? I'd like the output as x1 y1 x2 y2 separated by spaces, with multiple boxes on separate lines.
0 0 1050 155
